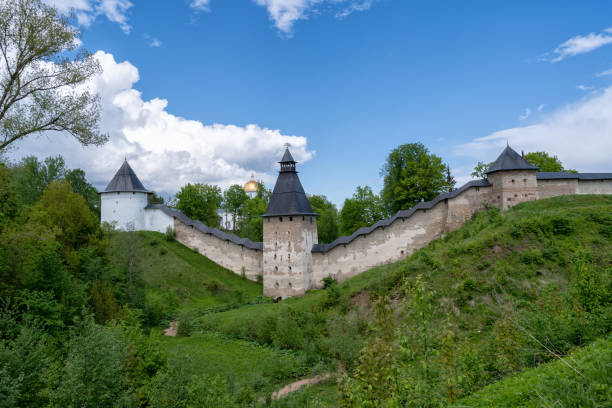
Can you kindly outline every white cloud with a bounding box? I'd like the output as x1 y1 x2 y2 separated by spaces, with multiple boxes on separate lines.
44 0 133 33
8 51 314 195
519 107 531 121
456 87 612 175
551 30 612 62
537 104 545 112
595 67 612 77
576 84 593 91
252 0 375 34
190 0 211 11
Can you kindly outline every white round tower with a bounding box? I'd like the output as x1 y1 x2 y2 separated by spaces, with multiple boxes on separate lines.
100 159 149 230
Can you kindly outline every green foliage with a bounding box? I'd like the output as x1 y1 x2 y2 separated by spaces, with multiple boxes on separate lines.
524 151 577 173
471 161 493 179
0 0 106 152
223 184 249 231
455 337 612 407
380 142 453 213
49 317 132 408
164 226 176 241
309 195 339 244
339 185 386 236
175 183 223 227
236 193 268 242
29 180 101 267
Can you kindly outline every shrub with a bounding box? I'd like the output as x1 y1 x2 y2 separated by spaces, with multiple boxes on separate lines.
164 226 175 241
177 313 193 337
322 275 337 289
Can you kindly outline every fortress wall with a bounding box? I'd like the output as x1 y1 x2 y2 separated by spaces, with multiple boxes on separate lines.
310 201 448 287
577 179 612 195
174 219 263 281
445 186 492 231
537 179 579 199
144 208 174 233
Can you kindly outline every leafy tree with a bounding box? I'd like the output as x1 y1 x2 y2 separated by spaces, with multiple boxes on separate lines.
380 143 452 213
471 161 493 179
524 151 577 173
148 192 165 205
445 164 456 192
29 180 100 267
49 317 132 408
175 183 222 227
309 195 339 243
339 186 386 236
0 163 17 229
237 195 267 241
0 0 106 152
223 184 248 232
65 168 100 216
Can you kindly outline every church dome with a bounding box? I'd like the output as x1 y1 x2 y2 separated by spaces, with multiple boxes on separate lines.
244 173 258 193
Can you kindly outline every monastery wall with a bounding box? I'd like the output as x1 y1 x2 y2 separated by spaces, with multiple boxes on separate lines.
577 179 612 195
173 218 263 282
537 179 579 199
310 185 490 287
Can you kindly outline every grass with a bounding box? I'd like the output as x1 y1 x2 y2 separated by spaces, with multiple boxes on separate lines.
129 195 612 405
128 231 263 313
158 332 314 394
453 336 612 407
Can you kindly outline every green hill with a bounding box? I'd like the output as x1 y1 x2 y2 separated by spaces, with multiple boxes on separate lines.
132 195 611 405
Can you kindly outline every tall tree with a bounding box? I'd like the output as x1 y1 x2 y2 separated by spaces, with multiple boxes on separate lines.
471 161 493 179
524 151 576 173
223 185 248 232
309 195 339 244
175 183 223 227
445 164 456 192
339 186 386 236
380 143 452 214
0 0 107 151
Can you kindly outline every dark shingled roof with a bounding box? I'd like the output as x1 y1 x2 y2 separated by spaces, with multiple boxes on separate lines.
537 172 612 180
145 204 263 251
103 160 148 193
312 179 491 253
280 148 295 163
485 145 539 174
263 148 317 217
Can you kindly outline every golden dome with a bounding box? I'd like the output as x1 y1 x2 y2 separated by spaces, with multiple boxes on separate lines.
244 173 258 193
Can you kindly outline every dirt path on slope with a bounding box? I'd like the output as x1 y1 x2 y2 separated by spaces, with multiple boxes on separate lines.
163 320 179 337
270 373 333 400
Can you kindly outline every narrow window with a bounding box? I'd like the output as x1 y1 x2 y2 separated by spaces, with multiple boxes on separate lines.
274 266 278 272
279 217 283 222
289 216 293 222
289 266 292 271
511 179 515 183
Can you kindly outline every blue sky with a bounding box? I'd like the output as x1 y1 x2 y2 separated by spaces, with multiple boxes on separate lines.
11 0 612 206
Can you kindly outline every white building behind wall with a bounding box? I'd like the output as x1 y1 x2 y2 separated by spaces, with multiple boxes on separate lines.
100 159 174 233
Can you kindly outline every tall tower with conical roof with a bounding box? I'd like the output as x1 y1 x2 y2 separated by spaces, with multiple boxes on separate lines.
100 159 149 230
486 145 539 210
262 147 318 298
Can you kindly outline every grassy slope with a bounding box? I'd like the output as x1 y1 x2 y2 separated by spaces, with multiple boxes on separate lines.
134 195 612 405
453 336 612 407
135 231 262 312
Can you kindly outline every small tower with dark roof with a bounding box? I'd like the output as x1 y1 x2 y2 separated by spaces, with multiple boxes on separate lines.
100 159 149 230
486 145 539 210
262 147 318 298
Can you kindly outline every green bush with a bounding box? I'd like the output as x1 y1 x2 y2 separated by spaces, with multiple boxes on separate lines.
164 226 175 242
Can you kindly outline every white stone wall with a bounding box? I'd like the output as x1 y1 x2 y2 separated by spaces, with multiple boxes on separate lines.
100 192 148 230
144 208 175 233
577 180 612 195
174 219 263 281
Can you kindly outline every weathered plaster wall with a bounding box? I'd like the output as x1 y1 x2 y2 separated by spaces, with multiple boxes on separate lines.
537 179 579 199
144 208 174 233
577 180 612 195
445 186 492 232
488 171 538 210
101 192 148 230
174 219 262 281
263 216 318 298
311 202 448 286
